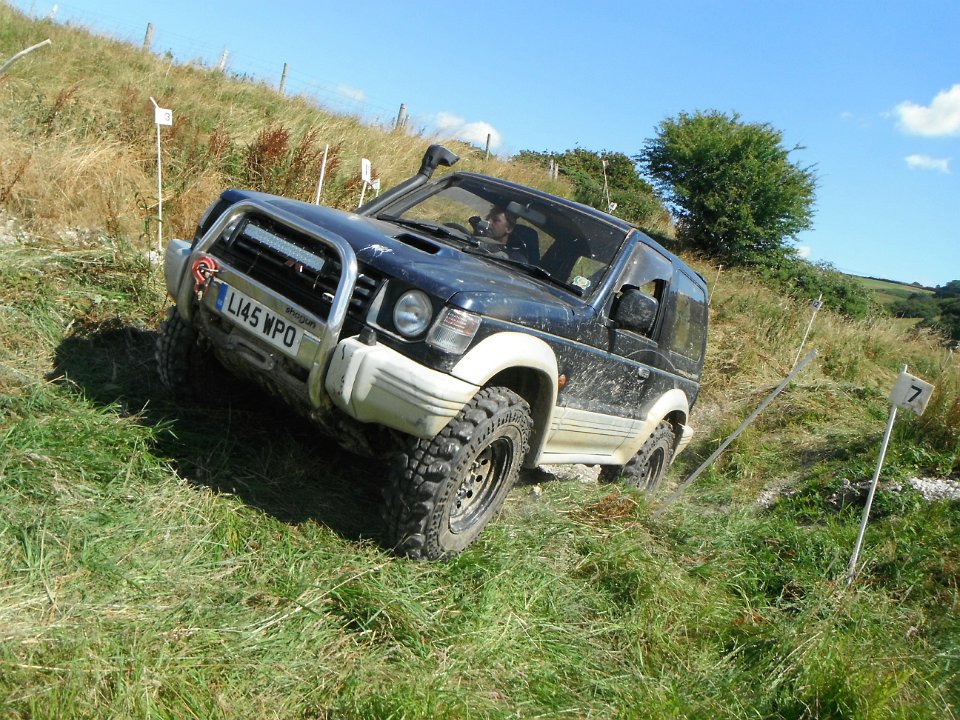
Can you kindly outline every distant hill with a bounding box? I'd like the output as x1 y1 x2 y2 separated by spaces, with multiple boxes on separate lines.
848 274 934 309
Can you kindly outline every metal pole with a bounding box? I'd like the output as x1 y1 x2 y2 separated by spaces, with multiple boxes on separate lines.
484 133 491 160
156 122 163 252
0 38 52 74
601 157 611 210
794 293 823 368
149 97 164 253
279 62 289 94
217 49 229 72
313 144 329 205
654 349 819 516
845 365 907 586
395 103 407 130
708 265 722 306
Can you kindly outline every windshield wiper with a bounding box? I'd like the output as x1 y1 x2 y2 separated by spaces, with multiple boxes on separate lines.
464 249 584 296
378 215 477 245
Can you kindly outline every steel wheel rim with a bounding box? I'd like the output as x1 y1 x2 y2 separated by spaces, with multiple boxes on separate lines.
449 436 512 534
641 447 666 491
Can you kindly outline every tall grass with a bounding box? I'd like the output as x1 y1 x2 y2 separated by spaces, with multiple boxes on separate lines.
0 4 566 244
2 5 959 718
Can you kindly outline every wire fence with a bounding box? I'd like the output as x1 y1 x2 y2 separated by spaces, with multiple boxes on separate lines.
11 0 403 124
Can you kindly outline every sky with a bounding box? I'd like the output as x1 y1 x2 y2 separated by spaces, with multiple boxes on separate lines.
11 0 959 287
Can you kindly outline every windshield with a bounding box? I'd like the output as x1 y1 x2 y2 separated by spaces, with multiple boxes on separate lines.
375 176 630 296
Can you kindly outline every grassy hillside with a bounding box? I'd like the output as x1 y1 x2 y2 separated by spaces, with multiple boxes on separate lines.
2 6 959 718
854 276 935 310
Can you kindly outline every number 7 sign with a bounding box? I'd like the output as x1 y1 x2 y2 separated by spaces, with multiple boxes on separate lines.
889 370 935 416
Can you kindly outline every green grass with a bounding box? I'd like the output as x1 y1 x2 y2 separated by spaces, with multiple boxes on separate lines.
2 205 959 720
2 6 960 718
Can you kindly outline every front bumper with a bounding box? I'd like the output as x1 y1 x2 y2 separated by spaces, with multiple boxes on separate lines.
164 199 479 441
325 336 479 439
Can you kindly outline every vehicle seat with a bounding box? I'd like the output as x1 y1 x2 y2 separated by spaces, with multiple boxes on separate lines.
507 225 540 264
540 235 591 280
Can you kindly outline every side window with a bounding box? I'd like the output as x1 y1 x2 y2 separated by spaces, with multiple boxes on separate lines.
662 271 708 362
611 238 673 337
619 238 673 297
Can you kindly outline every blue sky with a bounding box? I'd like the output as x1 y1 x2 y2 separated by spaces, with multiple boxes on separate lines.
12 0 959 287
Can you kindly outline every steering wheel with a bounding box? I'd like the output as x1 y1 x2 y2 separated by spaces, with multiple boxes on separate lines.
443 222 472 235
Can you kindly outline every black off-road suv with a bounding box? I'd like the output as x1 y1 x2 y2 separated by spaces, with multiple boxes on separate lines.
158 145 708 560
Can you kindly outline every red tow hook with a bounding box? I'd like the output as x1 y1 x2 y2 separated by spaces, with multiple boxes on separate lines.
191 255 220 300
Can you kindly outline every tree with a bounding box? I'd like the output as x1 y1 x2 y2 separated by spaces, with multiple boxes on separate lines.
892 293 941 322
637 110 817 265
938 298 960 342
934 280 960 299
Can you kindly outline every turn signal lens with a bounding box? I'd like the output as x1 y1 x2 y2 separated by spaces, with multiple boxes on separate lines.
427 307 481 354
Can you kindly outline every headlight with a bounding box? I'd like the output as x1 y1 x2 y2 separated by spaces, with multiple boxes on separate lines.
393 290 433 337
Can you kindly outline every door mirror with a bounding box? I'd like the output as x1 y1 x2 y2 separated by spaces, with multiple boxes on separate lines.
613 288 658 336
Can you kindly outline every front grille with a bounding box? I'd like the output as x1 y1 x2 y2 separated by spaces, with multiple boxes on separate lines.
212 216 382 321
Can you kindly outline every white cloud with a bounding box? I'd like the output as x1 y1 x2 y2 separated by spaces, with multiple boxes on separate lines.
336 84 366 102
795 245 812 259
433 112 502 150
895 84 960 136
905 154 951 173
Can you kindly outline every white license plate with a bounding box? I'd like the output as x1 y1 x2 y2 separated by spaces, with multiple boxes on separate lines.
214 282 303 357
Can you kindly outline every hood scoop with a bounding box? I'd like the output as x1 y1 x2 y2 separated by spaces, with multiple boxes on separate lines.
392 232 442 254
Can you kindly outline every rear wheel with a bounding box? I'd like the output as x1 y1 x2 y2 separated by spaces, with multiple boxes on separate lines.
599 421 675 493
383 386 532 561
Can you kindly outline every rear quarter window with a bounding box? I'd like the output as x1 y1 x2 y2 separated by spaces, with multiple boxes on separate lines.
661 271 708 364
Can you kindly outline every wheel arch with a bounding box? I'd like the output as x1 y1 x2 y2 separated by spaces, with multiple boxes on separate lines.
663 408 689 453
618 388 691 463
451 332 559 465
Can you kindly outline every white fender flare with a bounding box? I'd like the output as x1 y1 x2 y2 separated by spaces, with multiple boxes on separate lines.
451 332 559 463
617 388 690 464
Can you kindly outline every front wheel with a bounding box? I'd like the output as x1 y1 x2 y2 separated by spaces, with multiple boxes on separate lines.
599 421 675 493
383 386 532 561
155 306 217 398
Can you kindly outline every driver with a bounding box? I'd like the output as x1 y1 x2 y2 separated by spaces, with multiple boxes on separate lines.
477 206 526 262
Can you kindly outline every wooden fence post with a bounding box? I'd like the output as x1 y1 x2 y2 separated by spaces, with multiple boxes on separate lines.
143 23 154 52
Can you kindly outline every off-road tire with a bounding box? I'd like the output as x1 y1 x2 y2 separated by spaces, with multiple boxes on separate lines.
599 420 675 493
155 306 208 397
384 386 532 561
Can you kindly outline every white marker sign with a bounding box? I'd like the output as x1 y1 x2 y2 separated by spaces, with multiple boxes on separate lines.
149 97 173 252
361 158 372 184
889 370 935 416
154 106 173 126
846 364 935 586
